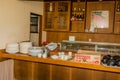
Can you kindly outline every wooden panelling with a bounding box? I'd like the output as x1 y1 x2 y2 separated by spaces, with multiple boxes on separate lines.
33 63 50 80
47 31 59 42
57 32 69 42
72 68 93 80
47 32 120 43
14 60 50 80
93 34 115 43
92 70 106 80
71 21 85 32
72 67 120 80
51 65 71 80
14 60 33 80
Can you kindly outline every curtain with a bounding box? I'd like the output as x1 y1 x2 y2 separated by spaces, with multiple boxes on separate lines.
0 59 14 80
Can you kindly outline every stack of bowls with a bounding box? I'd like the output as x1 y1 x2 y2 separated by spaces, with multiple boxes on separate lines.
6 43 19 54
20 42 32 54
28 47 43 56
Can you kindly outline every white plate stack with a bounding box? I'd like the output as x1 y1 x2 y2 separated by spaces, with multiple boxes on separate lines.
6 43 19 54
20 42 32 54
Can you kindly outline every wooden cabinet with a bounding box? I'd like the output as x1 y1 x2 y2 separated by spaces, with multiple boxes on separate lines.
43 1 71 31
6 59 120 80
43 1 116 34
70 1 86 32
72 68 93 80
86 1 115 33
114 1 120 34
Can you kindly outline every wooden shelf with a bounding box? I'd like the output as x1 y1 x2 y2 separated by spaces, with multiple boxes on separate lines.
71 20 85 22
116 11 120 15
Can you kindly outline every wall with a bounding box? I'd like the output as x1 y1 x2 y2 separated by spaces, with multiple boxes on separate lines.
0 0 45 49
47 32 120 43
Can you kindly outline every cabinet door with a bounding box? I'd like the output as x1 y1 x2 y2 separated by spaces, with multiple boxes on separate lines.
114 1 120 34
56 1 71 31
51 65 71 80
86 1 115 33
71 2 86 32
14 60 33 80
72 68 93 80
33 63 50 80
43 2 56 31
43 1 71 31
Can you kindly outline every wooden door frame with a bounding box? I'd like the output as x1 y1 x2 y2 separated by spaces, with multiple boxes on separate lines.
30 12 42 46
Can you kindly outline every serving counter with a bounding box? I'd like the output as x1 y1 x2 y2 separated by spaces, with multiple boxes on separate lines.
0 49 120 80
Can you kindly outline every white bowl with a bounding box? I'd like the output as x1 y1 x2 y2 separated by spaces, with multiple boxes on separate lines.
45 43 57 51
28 47 43 56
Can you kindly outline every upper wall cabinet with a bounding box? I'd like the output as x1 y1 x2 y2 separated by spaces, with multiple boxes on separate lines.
114 0 120 34
70 1 86 32
86 1 115 33
43 1 71 31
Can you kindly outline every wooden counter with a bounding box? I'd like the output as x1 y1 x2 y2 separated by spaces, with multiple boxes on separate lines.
1 49 120 80
0 49 120 73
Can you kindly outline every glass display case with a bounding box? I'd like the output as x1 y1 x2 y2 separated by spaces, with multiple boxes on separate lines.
61 40 120 54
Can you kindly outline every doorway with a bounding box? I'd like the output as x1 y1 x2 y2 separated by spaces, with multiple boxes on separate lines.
30 13 42 46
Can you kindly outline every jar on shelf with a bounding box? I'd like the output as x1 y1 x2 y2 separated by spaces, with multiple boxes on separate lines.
49 3 53 12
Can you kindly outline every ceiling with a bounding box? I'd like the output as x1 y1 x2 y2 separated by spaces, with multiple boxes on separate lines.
20 0 114 2
20 0 69 1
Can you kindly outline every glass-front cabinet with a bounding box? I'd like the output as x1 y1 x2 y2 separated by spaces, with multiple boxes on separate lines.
43 1 71 31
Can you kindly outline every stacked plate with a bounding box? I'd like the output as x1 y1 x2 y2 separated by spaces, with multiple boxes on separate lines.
6 43 19 54
20 42 32 54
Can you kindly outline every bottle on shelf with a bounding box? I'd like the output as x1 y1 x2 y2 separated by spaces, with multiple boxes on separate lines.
71 13 85 21
78 7 82 12
116 1 120 12
78 13 82 21
49 3 53 12
73 7 77 12
82 13 84 20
